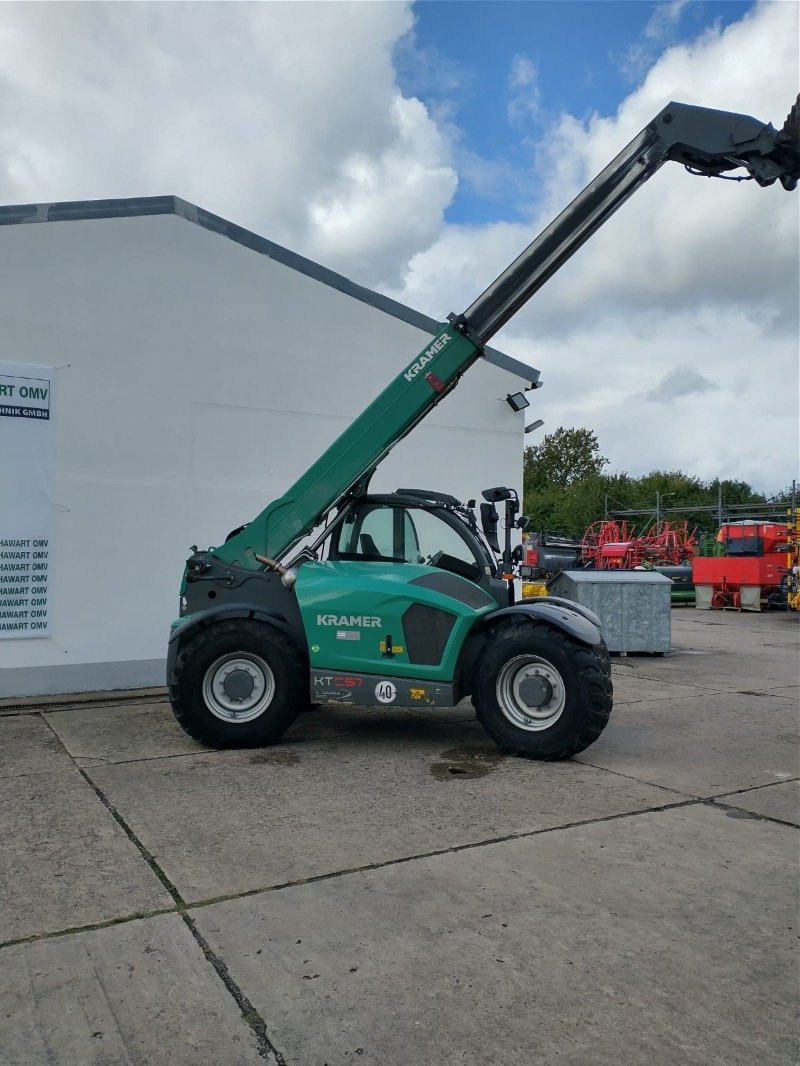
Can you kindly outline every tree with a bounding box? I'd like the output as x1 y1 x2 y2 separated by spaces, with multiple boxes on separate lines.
523 428 608 533
521 426 775 538
524 427 608 490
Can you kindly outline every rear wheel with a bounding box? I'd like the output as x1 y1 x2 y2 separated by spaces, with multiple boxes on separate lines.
473 620 612 759
169 619 305 748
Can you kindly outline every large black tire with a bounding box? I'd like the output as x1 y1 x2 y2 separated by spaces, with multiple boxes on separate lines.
473 620 612 760
169 619 306 748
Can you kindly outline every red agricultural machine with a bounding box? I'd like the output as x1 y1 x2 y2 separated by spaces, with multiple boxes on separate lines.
581 519 697 570
784 509 800 612
692 521 791 611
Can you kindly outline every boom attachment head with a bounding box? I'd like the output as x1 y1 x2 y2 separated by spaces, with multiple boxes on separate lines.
660 95 800 190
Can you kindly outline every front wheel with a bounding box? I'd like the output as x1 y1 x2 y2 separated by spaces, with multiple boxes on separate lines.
169 619 306 748
473 620 612 759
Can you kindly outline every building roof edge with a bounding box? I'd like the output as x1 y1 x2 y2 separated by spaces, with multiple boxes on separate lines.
0 194 523 371
0 194 443 334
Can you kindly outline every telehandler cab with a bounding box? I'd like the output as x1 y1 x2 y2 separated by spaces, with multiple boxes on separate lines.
168 96 799 758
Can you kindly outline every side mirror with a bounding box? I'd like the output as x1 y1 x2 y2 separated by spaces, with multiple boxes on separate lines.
480 502 500 554
516 515 530 530
482 486 512 503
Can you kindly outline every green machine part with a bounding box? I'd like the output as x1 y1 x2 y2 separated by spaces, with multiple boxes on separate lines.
294 560 497 681
671 590 696 604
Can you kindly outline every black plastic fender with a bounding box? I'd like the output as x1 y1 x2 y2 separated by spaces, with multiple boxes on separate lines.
486 600 603 648
521 595 603 630
166 605 306 683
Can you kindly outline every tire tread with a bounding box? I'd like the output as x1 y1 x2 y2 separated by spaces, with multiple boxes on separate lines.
474 619 612 760
169 619 305 748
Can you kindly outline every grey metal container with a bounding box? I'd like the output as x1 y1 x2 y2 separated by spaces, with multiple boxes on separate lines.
549 570 672 654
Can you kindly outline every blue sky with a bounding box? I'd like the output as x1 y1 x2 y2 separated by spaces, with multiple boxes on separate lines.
396 0 756 223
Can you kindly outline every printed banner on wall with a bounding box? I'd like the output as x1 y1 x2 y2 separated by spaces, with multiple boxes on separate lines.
0 363 54 639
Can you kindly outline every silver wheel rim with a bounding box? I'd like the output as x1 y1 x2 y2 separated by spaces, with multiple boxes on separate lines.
495 654 566 732
202 652 275 723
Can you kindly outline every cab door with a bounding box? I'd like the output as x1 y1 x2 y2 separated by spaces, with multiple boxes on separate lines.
296 500 498 680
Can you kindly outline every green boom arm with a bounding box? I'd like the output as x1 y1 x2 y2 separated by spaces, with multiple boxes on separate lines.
213 98 799 570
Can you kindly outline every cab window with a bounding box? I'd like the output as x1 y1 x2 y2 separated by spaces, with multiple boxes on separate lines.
332 504 481 581
335 505 420 562
410 508 481 580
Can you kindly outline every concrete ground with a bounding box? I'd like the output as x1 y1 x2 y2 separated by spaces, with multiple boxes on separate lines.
1 609 797 1066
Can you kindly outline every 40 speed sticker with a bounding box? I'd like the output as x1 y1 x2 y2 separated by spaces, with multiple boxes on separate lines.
375 680 397 704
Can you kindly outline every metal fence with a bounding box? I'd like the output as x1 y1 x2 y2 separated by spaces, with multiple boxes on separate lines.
603 481 798 532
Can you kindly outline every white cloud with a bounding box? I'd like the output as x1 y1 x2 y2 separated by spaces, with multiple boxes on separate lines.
620 0 691 80
305 94 456 285
500 305 798 490
0 1 454 287
645 0 690 41
507 54 543 129
644 368 718 403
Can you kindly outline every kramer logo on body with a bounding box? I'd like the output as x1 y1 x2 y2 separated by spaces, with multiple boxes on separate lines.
317 614 382 628
403 332 451 382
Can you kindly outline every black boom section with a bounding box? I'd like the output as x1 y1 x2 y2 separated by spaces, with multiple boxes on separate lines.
402 604 457 665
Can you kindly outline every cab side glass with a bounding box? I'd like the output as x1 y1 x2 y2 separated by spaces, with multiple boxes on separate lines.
411 508 480 580
333 504 480 580
335 506 419 562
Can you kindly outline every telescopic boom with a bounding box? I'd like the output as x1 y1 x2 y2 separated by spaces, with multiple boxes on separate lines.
214 97 799 571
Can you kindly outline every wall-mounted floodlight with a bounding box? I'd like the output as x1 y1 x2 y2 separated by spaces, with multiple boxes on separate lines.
506 392 530 412
524 418 544 435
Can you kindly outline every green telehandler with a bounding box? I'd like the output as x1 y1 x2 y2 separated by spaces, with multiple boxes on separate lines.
167 97 799 758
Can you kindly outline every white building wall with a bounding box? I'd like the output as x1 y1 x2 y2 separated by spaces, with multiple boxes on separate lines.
0 210 526 697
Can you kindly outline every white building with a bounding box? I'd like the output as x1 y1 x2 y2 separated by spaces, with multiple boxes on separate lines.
0 196 536 698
